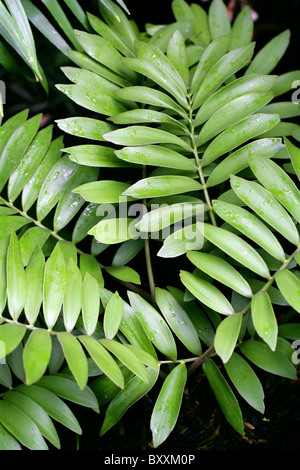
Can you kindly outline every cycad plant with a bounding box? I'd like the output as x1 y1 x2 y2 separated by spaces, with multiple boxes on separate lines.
0 0 299 450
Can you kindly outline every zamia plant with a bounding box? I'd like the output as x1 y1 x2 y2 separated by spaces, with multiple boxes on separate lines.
0 0 300 450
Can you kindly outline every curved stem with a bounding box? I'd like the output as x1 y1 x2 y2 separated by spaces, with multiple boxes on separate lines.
187 95 217 226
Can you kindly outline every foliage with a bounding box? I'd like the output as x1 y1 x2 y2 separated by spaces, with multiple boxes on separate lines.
0 0 299 450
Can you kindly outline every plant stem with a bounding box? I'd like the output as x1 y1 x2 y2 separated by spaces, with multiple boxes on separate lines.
187 95 217 227
142 165 156 304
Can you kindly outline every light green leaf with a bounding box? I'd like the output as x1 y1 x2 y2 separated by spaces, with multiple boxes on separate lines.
275 270 300 313
81 273 100 336
103 292 124 339
79 335 124 389
214 313 243 363
98 0 137 50
24 247 44 326
112 238 144 266
202 113 280 166
0 422 21 450
43 243 67 329
21 136 63 213
23 330 51 385
224 353 265 413
285 138 300 181
57 332 88 390
151 363 187 448
187 251 252 297
19 227 50 266
0 324 26 360
63 259 82 333
7 231 27 320
190 3 210 46
239 340 297 379
246 30 290 75
193 43 255 109
73 180 130 204
128 291 177 360
105 265 141 285
89 218 138 245
208 0 231 40
56 117 115 141
251 291 278 351
155 288 202 355
231 175 299 246
115 145 194 171
197 222 270 279
79 254 104 287
273 71 300 97
123 175 201 199
249 154 300 223
203 358 244 435
180 270 234 315
213 200 286 262
0 232 10 314
158 224 204 258
65 144 131 168
206 138 284 187
230 6 253 50
167 29 189 87
104 126 191 151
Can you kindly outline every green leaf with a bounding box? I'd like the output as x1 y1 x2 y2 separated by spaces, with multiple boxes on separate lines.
0 109 28 156
239 340 297 379
56 117 115 141
65 144 131 168
197 92 273 146
158 224 204 258
213 200 286 262
203 358 244 435
24 246 45 324
206 138 284 187
3 390 60 449
104 126 191 151
114 86 187 118
105 265 141 285
98 0 137 51
79 335 124 389
150 363 187 448
7 125 53 203
187 251 252 297
285 137 300 180
53 166 99 232
81 273 100 336
73 180 130 204
230 175 299 246
124 345 158 371
43 243 67 329
251 291 278 351
155 288 202 355
249 154 300 223
195 74 276 127
17 384 82 434
87 13 133 57
100 367 159 436
0 401 47 450
123 175 201 199
103 292 124 339
193 43 255 109
90 365 133 408
36 156 78 222
261 101 300 119
19 227 50 266
89 218 137 245
229 6 253 50
0 114 41 192
57 332 88 390
137 202 204 233
110 108 185 130
72 204 101 244
275 270 300 313
0 422 21 450
273 71 300 97
202 113 280 166
21 136 63 213
128 291 177 360
190 3 210 46
224 353 265 413
100 338 148 382
214 313 243 363
79 253 104 287
63 259 82 333
167 29 189 87
191 34 230 95
112 238 144 266
23 330 52 385
246 30 290 75
180 270 234 315
197 222 270 279
208 0 231 40
7 231 27 320
0 232 10 314
0 324 26 360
